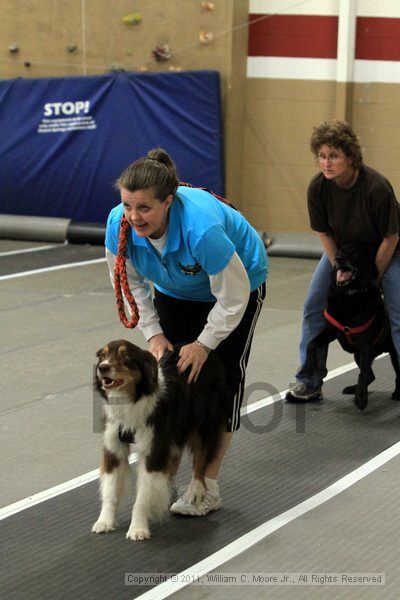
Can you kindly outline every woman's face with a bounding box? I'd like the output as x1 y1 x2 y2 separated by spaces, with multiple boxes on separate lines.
120 188 173 239
317 144 354 185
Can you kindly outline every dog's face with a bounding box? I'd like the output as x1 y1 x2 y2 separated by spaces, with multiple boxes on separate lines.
333 243 377 288
95 340 158 400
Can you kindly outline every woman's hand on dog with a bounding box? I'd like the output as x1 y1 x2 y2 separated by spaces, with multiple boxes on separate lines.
177 342 209 383
148 333 173 361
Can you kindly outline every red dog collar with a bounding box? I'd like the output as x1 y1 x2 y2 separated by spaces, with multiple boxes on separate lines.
324 309 376 344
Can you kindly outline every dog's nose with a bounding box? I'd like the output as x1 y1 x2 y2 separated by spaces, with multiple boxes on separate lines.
98 363 109 374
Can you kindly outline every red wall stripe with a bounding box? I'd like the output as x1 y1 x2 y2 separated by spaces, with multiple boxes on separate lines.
356 17 400 60
249 14 400 62
248 14 338 59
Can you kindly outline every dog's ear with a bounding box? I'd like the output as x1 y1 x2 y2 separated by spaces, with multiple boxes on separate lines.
96 347 104 358
137 351 158 397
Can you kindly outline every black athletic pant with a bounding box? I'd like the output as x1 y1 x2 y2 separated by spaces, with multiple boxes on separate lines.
153 283 266 431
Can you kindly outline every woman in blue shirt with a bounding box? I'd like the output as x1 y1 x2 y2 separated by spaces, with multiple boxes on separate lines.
105 148 268 516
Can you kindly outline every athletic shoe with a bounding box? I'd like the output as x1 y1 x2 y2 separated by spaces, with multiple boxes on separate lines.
286 382 323 402
170 490 222 516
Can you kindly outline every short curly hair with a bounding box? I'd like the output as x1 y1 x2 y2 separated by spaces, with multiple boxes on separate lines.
310 119 363 168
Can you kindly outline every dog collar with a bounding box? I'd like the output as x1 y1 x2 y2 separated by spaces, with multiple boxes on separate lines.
323 309 376 343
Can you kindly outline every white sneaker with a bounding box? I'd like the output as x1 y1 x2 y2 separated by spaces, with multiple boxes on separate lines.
170 490 222 516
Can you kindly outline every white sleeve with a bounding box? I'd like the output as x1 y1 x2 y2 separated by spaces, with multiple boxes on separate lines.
105 249 163 340
197 251 251 350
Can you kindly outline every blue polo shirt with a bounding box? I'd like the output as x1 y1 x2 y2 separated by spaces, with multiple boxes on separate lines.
105 186 268 302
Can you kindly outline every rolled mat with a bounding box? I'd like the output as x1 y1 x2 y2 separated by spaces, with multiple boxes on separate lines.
267 232 323 259
0 214 70 243
0 214 322 257
0 215 106 245
66 221 105 245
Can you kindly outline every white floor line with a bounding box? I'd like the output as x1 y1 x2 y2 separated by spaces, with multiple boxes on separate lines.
0 453 138 521
243 359 358 415
0 358 363 521
0 244 59 257
0 257 106 281
136 440 400 600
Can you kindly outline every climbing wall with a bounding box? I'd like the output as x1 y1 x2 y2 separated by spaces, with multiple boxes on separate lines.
1 1 234 79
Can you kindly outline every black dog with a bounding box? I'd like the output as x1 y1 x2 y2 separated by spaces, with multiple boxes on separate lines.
303 243 400 411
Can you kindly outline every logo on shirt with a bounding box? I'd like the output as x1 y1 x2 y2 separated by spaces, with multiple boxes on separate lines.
178 261 202 276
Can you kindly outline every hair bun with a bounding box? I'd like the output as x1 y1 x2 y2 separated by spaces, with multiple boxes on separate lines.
116 147 179 197
147 147 176 174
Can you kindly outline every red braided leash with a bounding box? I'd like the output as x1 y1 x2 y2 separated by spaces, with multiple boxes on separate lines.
180 181 237 209
114 215 140 328
114 185 235 329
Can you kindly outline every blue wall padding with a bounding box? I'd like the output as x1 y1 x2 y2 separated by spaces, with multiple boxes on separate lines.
0 71 224 223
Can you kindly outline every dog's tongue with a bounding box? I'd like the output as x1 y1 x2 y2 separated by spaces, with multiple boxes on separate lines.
337 269 352 283
102 377 123 389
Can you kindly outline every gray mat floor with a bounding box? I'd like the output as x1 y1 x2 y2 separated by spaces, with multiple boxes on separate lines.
2 359 400 600
1 240 399 600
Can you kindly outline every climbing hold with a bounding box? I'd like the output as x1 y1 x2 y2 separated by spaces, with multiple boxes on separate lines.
123 12 142 25
199 31 214 44
152 44 172 62
9 44 19 53
66 45 78 53
108 64 125 72
201 2 215 10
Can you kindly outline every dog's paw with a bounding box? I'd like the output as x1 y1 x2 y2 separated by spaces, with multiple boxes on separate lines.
342 384 357 395
91 519 116 534
126 525 150 541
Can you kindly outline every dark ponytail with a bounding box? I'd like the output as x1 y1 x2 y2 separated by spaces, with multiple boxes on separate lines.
115 147 179 200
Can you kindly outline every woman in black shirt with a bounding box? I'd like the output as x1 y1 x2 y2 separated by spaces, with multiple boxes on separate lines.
286 119 400 401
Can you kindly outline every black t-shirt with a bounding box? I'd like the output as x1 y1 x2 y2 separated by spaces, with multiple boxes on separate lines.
307 165 400 249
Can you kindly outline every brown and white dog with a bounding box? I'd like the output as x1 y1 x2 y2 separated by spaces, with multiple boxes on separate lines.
92 340 229 541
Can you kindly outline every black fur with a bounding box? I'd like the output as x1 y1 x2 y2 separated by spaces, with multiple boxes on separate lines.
303 243 400 411
145 346 230 471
